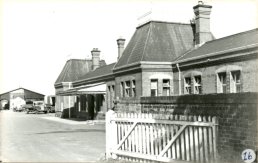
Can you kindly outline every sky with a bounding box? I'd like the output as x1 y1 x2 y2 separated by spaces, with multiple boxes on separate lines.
0 0 257 96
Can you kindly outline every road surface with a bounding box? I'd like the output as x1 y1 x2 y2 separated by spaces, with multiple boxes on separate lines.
0 110 106 162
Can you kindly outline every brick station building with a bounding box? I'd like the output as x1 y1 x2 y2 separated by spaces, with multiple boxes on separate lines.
54 2 258 120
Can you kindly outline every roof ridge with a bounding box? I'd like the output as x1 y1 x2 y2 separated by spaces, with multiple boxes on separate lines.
141 20 153 62
205 28 258 45
67 58 87 62
136 20 191 29
66 58 105 62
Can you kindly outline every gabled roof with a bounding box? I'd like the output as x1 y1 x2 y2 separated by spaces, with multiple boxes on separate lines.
0 87 45 96
176 28 258 62
114 21 195 69
73 63 116 86
55 59 106 84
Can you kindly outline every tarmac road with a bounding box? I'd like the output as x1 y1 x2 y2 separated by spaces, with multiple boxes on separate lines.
0 110 106 162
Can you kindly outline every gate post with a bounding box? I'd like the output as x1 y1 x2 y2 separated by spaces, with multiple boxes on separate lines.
106 109 117 159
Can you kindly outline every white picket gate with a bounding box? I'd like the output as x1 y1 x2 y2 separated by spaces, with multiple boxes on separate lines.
106 110 218 163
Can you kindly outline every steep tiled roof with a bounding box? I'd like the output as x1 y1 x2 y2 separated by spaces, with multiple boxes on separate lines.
55 59 106 84
114 21 195 69
75 63 116 84
177 28 258 62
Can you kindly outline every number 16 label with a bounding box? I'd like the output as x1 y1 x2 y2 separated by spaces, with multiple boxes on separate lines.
242 149 256 163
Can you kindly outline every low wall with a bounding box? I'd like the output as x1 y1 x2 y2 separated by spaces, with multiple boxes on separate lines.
116 93 258 163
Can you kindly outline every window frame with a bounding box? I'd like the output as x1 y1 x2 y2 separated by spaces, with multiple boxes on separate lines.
218 72 227 93
194 75 202 94
120 82 125 97
184 77 192 94
125 81 131 97
150 79 158 97
162 79 170 96
231 70 241 93
131 80 136 97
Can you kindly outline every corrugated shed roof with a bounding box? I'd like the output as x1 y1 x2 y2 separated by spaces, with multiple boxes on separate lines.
114 21 195 69
177 28 258 62
78 62 116 81
55 59 106 84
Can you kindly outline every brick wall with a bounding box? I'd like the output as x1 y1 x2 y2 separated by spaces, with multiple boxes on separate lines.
116 93 258 163
173 59 258 95
116 97 141 113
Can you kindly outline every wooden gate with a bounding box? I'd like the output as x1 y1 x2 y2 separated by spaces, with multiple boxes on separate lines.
106 111 218 163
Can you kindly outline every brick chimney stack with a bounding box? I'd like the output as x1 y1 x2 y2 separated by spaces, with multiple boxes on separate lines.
193 1 213 45
117 38 126 60
91 48 100 70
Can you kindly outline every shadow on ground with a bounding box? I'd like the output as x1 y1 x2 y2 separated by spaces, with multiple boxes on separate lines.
32 129 105 135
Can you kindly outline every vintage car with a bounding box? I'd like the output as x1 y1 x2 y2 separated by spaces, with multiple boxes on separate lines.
14 106 24 112
44 104 55 113
23 101 48 114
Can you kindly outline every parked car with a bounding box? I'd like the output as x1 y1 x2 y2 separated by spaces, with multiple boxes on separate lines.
23 101 48 114
14 106 24 112
44 104 55 113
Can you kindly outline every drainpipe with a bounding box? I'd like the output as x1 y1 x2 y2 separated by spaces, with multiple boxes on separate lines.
176 63 181 95
68 83 71 119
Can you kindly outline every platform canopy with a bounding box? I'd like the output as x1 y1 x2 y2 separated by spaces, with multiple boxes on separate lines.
57 82 106 96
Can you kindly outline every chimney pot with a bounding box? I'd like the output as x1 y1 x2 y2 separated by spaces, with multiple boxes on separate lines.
91 48 100 70
198 1 204 5
117 38 126 60
193 2 213 45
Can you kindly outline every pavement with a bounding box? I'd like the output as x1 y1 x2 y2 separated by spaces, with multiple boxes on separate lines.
0 110 106 162
41 116 105 125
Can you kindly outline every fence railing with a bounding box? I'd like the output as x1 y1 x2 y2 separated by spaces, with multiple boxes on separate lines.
106 110 218 162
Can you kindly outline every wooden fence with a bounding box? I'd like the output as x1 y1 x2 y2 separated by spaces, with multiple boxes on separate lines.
106 110 218 163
